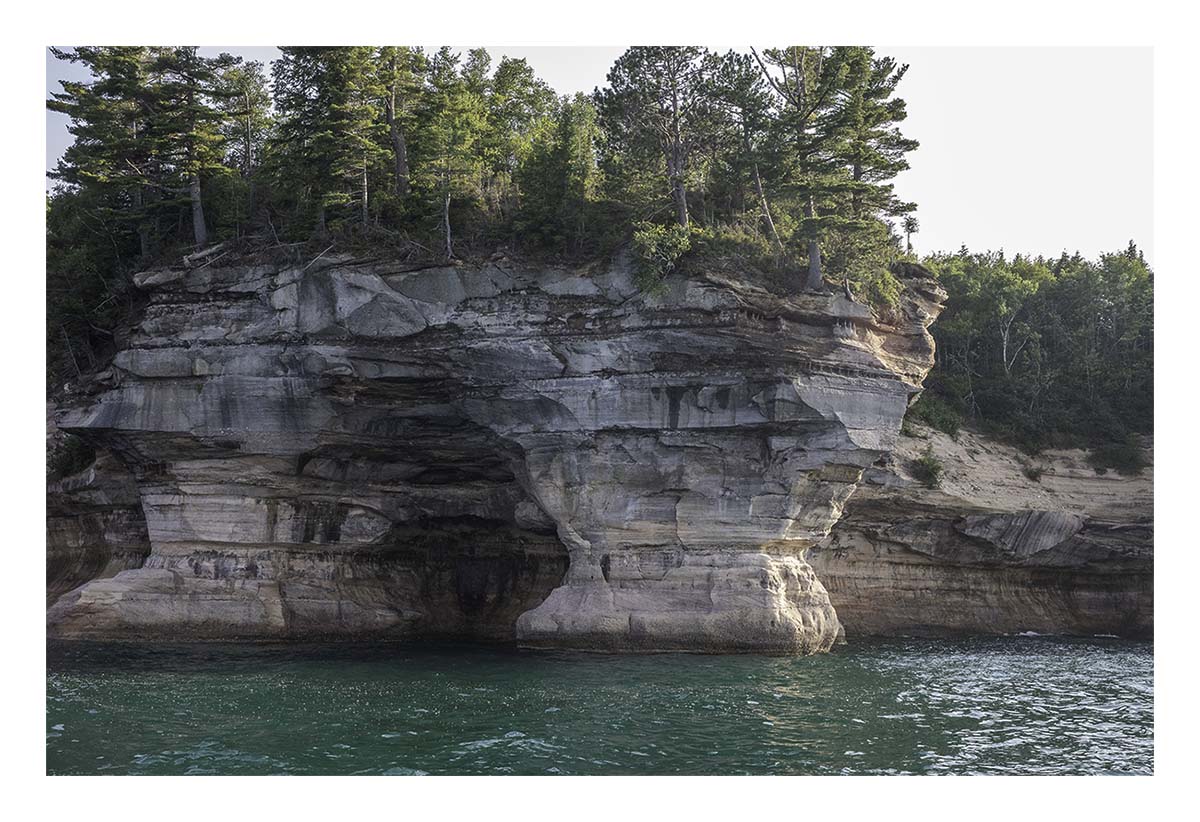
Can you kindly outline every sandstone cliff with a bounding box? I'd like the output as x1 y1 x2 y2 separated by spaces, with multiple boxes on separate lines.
47 407 150 607
46 251 944 652
810 426 1152 638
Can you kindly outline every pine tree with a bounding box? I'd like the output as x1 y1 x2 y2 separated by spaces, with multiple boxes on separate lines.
48 47 156 256
839 50 918 219
597 47 708 228
903 215 919 253
376 47 426 200
704 50 783 251
218 59 272 178
751 46 854 290
483 56 556 217
270 47 386 235
515 93 601 252
417 48 488 259
145 47 240 247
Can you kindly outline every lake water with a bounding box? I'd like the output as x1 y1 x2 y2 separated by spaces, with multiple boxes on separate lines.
46 636 1152 775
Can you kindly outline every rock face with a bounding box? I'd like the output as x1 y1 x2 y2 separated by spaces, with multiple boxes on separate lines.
47 453 151 608
47 405 151 607
809 427 1153 638
46 252 944 652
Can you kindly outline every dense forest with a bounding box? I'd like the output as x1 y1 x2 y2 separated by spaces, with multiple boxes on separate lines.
909 243 1153 470
46 46 1152 463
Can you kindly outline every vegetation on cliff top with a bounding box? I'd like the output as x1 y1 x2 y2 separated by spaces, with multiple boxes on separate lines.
46 46 1152 462
47 45 918 385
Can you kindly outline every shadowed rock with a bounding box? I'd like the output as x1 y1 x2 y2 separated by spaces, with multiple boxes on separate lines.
48 252 944 652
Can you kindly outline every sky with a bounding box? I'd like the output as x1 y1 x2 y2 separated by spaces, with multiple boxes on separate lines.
45 46 1153 264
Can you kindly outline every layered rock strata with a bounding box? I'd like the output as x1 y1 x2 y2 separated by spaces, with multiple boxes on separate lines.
809 427 1152 638
47 452 151 608
47 252 944 652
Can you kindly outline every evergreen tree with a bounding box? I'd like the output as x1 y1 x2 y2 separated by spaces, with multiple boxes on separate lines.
596 47 709 227
269 47 386 236
838 49 918 222
416 48 488 258
903 215 919 252
515 93 601 252
483 56 556 217
751 46 855 290
48 47 157 255
376 47 426 200
704 50 783 251
145 47 240 247
218 59 272 178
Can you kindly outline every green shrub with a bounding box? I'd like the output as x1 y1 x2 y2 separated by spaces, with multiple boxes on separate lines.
1022 464 1044 482
631 221 692 293
1087 437 1147 476
48 433 95 480
911 445 944 488
685 223 777 269
907 393 963 437
851 264 903 315
823 224 903 314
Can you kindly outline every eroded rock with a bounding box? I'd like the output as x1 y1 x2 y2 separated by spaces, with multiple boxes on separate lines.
48 253 944 652
809 426 1153 638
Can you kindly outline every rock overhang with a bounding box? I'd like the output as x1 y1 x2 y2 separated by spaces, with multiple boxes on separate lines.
50 251 945 651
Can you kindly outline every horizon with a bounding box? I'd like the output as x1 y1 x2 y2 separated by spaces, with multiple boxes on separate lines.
45 45 1153 265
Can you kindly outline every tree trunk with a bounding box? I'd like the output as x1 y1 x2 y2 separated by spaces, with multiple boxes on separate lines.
1001 313 1014 377
189 175 207 247
244 93 254 175
851 162 863 219
315 202 327 240
803 194 823 291
669 83 689 228
805 239 822 291
669 154 689 228
673 178 689 227
60 326 83 379
386 94 410 197
134 185 151 258
442 188 453 260
752 161 783 254
361 157 369 226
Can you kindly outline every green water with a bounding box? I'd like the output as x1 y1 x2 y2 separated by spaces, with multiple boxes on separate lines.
46 637 1152 775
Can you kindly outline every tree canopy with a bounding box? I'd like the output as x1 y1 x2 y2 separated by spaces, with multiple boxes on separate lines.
49 45 920 279
908 244 1154 461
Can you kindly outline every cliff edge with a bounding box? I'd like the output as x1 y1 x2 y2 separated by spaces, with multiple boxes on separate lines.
46 252 944 653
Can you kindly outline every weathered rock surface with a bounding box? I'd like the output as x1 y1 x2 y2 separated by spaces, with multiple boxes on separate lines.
809 426 1153 638
47 406 151 607
47 453 152 608
46 251 944 652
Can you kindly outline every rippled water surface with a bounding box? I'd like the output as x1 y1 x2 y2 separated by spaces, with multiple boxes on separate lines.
46 637 1152 775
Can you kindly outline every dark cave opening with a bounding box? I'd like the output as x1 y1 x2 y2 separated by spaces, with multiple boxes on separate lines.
364 519 569 642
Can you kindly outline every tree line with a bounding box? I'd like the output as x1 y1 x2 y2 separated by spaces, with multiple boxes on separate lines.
47 45 918 285
909 242 1153 464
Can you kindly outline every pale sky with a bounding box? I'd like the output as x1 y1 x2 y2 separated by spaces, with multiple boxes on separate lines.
45 46 1153 265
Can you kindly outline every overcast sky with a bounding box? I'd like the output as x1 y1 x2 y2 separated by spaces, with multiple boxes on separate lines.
45 46 1153 264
